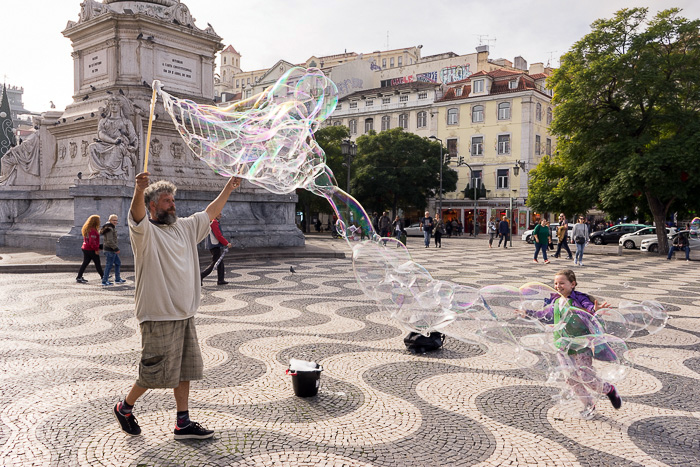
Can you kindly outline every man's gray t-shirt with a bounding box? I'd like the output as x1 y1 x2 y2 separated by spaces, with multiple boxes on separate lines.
128 211 210 323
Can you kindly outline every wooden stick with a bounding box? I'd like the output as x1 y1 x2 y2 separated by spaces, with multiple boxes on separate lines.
143 84 158 172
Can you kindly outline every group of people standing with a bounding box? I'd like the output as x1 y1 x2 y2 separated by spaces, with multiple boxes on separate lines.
487 216 512 249
76 214 126 286
531 214 590 266
76 211 234 287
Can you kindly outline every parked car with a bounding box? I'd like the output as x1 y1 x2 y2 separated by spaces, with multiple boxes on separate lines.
521 222 572 244
640 229 700 253
619 226 676 250
404 223 424 237
589 223 650 245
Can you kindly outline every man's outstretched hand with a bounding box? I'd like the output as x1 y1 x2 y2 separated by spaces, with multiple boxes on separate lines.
135 172 150 191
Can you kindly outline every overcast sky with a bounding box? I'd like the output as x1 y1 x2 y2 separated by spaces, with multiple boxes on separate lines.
2 0 699 112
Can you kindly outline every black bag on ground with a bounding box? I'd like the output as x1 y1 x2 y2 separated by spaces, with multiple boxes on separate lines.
404 332 445 353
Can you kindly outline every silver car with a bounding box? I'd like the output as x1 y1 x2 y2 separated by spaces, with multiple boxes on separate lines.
640 229 700 253
619 226 676 250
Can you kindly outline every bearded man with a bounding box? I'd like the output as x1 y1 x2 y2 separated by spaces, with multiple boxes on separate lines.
112 171 241 440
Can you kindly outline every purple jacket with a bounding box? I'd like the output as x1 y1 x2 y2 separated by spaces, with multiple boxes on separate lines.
527 290 595 323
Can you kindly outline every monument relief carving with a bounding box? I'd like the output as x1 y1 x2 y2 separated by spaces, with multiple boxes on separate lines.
151 137 162 158
0 130 41 186
60 145 67 160
87 96 138 180
81 140 89 158
170 141 183 159
78 0 109 24
70 141 78 159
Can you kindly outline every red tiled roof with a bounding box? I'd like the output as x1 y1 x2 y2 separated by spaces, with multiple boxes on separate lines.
529 73 548 80
222 45 239 55
488 69 523 78
438 84 472 101
436 71 550 102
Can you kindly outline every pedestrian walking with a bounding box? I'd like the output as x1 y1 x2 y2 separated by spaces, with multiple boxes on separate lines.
553 214 573 260
420 210 434 248
100 214 127 286
488 217 497 248
76 215 104 283
112 171 241 440
572 216 590 266
200 213 232 286
434 214 445 248
498 216 509 248
533 219 551 263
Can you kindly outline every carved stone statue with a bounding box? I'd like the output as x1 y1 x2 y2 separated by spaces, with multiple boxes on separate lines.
87 96 138 180
0 129 41 186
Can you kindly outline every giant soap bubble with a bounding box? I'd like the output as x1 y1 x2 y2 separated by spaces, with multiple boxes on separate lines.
153 68 668 416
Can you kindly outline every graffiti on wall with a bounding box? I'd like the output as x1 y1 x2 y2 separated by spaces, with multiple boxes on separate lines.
336 77 364 96
440 64 472 84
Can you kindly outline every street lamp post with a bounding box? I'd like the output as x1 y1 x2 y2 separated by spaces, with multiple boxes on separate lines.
429 136 443 215
340 139 357 227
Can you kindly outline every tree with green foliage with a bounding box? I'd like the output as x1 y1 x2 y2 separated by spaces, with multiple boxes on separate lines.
352 128 457 216
530 8 700 253
295 125 349 232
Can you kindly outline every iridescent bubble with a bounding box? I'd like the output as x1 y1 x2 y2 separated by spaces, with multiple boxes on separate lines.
154 68 669 416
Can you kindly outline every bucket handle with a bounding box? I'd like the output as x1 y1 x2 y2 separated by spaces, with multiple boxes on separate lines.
286 365 323 375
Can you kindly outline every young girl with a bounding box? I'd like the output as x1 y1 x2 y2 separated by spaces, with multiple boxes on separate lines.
76 215 104 283
530 269 622 418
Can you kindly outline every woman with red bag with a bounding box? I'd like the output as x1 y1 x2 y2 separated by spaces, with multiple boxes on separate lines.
76 215 104 283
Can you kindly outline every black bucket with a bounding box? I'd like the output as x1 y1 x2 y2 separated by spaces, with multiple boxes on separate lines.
286 366 322 397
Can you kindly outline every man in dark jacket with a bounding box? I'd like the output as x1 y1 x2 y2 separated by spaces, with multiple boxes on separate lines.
100 214 127 286
200 213 232 285
498 216 510 249
667 231 691 261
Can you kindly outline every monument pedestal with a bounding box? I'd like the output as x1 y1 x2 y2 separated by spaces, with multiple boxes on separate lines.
0 1 304 255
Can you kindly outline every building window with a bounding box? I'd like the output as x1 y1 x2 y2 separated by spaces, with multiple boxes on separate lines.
349 119 357 134
497 169 509 189
447 138 458 160
382 97 391 104
546 138 552 155
455 87 463 97
498 134 511 154
366 99 374 107
471 136 484 156
509 80 518 89
399 113 408 129
381 115 391 131
418 91 427 99
333 121 341 126
382 58 386 68
417 111 427 128
498 102 511 120
390 57 395 67
547 107 553 125
472 170 482 187
236 79 239 88
223 57 227 65
337 103 342 110
536 103 542 121
472 105 484 123
365 118 374 133
399 95 408 102
350 101 357 109
473 80 484 93
447 108 459 125
535 135 541 155
398 56 403 67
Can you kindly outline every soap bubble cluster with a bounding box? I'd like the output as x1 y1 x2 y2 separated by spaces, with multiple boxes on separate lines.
155 69 669 413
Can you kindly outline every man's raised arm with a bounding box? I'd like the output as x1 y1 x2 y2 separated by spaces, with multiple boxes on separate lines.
130 172 150 223
205 177 242 221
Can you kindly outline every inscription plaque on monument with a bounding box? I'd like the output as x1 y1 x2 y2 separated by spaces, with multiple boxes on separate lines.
84 50 107 80
157 52 196 84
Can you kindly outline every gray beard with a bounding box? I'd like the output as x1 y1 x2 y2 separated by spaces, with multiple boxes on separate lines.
156 209 177 225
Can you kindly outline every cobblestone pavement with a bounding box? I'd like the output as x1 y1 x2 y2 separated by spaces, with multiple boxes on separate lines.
1 237 699 466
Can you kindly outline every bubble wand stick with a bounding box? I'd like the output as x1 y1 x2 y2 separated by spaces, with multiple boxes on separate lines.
143 81 160 172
